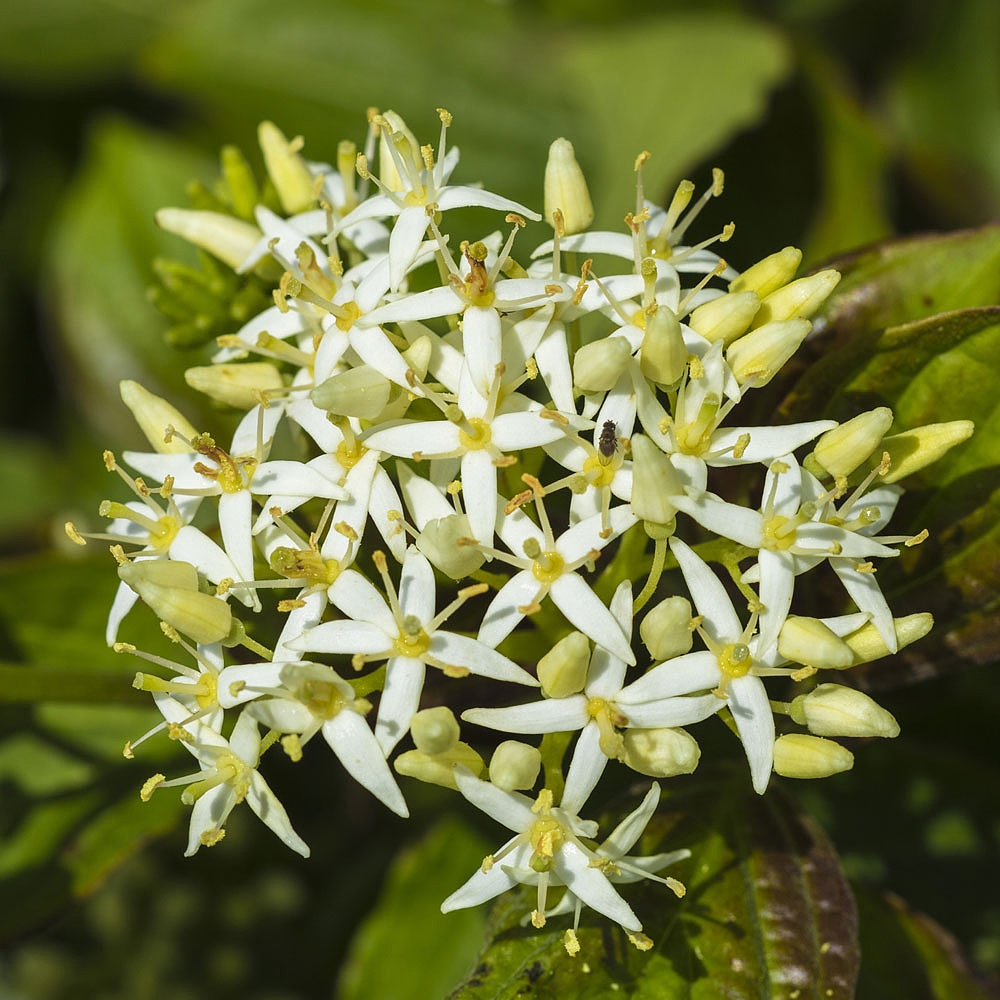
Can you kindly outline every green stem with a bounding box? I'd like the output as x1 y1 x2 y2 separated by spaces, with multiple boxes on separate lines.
350 664 387 699
633 535 667 614
539 730 572 804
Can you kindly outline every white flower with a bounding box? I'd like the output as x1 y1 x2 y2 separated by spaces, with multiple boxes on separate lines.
289 547 538 752
145 697 309 857
464 582 719 811
441 770 664 944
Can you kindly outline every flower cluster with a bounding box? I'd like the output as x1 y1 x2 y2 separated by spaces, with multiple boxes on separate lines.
70 109 973 953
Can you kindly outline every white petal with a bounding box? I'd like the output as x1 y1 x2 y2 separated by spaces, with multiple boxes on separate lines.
454 768 536 832
555 840 642 932
290 618 393 656
560 722 609 815
397 547 436 624
430 632 539 685
602 783 660 857
437 185 541 220
440 838 527 911
328 569 398 634
363 420 461 460
362 285 465 326
250 460 346 499
669 538 743 643
460 449 500 545
246 771 310 857
833 561 897 652
709 422 836 466
388 205 430 290
185 786 236 856
618 651 721 703
671 494 763 548
728 674 775 795
477 571 540 649
550 574 635 665
462 306 502 400
756 548 794 656
325 711 408 816
620 693 723 728
463 695 587 734
557 506 637 564
218 489 254 587
375 656 425 753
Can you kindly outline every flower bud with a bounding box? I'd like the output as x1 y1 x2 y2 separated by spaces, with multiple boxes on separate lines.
843 613 933 664
155 208 261 270
772 733 854 779
777 616 856 670
544 138 594 235
411 706 461 755
185 363 285 410
729 246 802 298
752 269 841 327
639 307 687 385
311 366 393 420
790 683 900 738
640 596 694 661
377 111 421 192
118 560 233 644
402 335 433 382
415 514 486 580
811 407 894 479
726 319 811 387
630 435 682 525
687 291 760 346
489 741 542 791
537 631 591 698
394 743 484 790
573 337 632 393
621 727 700 777
877 420 975 483
258 121 316 214
120 381 198 454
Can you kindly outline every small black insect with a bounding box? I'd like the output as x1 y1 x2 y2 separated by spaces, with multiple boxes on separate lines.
598 420 618 459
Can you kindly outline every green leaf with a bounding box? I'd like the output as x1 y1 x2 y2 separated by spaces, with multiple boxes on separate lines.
0 0 164 87
448 768 858 999
560 14 791 226
336 817 491 1000
44 118 215 443
855 887 1000 1000
0 435 68 544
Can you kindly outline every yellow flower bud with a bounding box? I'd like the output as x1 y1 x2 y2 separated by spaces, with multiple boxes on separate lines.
489 741 542 791
877 420 975 483
119 381 198 454
155 208 261 270
752 269 841 327
729 246 802 298
790 683 900 738
258 121 316 214
726 319 811 387
687 290 760 346
414 514 486 580
377 111 422 193
639 307 687 385
544 138 594 235
640 596 694 661
812 407 895 478
573 337 632 393
185 363 285 410
778 616 856 670
537 631 591 698
621 727 700 777
411 706 461 755
772 733 854 779
117 560 233 644
394 743 484 790
842 613 934 664
630 435 683 526
311 366 393 420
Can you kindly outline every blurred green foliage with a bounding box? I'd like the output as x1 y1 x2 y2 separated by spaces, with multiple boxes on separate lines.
1 0 999 996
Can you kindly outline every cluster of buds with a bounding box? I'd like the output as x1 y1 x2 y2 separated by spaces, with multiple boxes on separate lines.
69 109 972 953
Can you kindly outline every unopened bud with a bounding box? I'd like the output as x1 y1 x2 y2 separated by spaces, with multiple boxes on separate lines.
843 613 933 664
790 683 900 738
621 727 700 777
544 138 594 235
185 363 284 410
411 706 461 755
258 121 316 214
394 743 484 790
537 631 591 698
378 111 421 192
311 366 393 420
726 319 811 387
812 407 894 478
877 420 975 483
489 740 542 791
402 335 433 382
118 560 233 644
752 269 841 327
415 514 486 579
155 208 261 270
687 291 760 346
639 307 687 385
630 435 682 525
640 596 694 661
772 733 854 779
729 246 802 298
120 381 199 454
778 616 856 670
573 337 632 393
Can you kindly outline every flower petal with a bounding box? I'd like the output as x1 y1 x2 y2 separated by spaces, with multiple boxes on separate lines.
551 573 635 665
375 656 425 753
324 710 409 816
430 631 539 685
728 674 775 795
462 695 588 734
